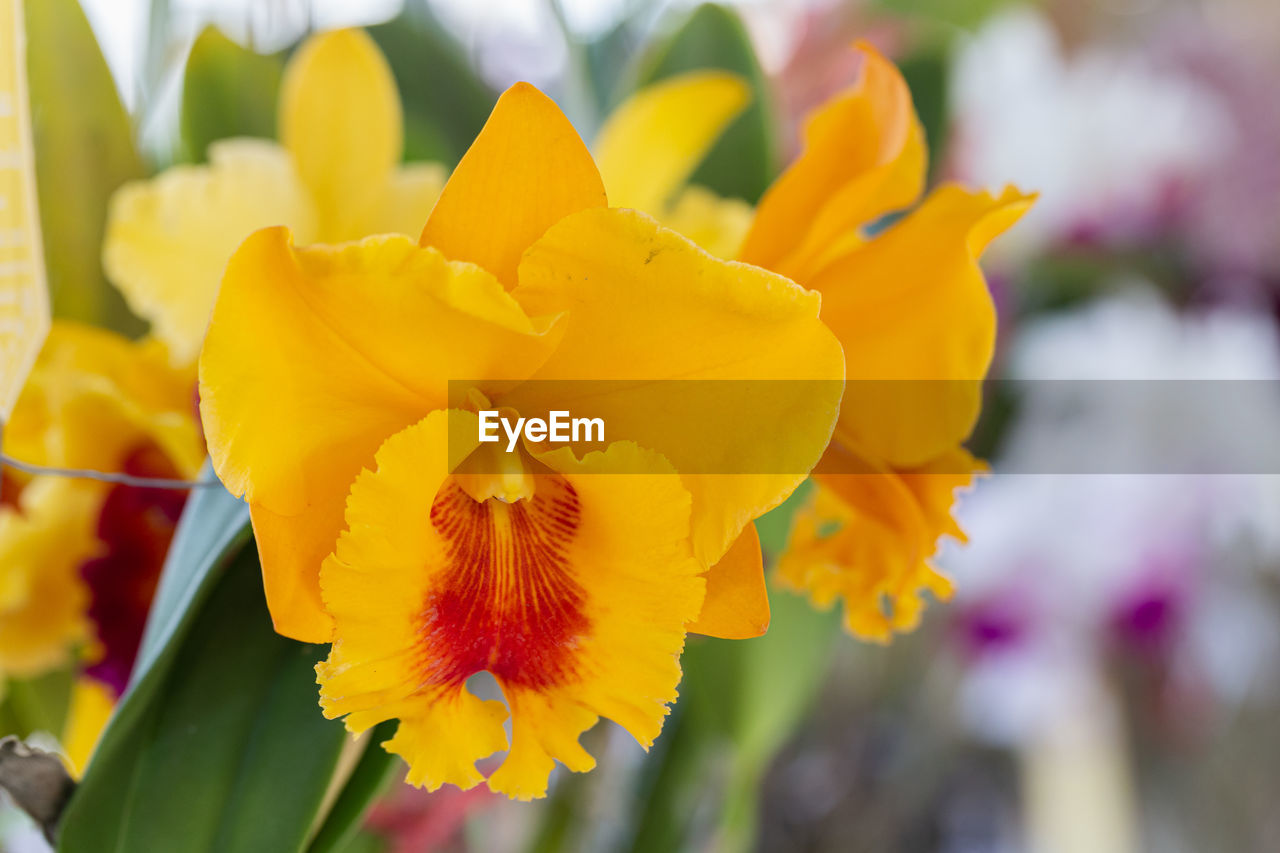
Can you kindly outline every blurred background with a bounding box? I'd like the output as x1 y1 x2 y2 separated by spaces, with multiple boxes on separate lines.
6 0 1280 850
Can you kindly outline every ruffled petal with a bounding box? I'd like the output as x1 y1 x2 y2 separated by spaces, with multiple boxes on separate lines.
279 29 402 241
103 139 317 365
199 230 559 641
778 443 980 641
6 321 203 477
419 83 606 287
508 206 844 567
739 43 926 283
317 412 703 799
812 185 1034 468
593 71 749 213
0 477 98 676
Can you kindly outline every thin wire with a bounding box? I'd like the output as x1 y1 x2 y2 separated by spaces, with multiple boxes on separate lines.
0 453 221 490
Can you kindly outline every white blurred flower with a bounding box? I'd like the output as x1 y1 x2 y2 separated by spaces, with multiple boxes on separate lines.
949 8 1230 259
940 288 1280 744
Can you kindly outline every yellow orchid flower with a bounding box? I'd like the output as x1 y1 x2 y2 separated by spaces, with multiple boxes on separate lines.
0 322 203 684
596 44 1033 641
198 77 845 798
103 29 446 366
747 45 1031 641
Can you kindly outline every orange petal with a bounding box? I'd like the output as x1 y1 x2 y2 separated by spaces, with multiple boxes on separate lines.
419 83 606 286
778 442 980 641
739 43 925 283
198 229 557 641
686 522 769 639
814 185 1034 468
279 29 402 241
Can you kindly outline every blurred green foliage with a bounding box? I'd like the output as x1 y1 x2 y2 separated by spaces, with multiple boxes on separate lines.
632 4 778 203
367 1 497 167
25 0 144 334
180 27 285 163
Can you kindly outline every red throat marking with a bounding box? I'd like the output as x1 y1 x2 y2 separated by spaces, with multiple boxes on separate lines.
420 477 588 690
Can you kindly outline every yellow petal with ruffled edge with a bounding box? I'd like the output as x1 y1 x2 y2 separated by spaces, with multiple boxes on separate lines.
280 29 402 241
686 522 769 639
812 185 1034 469
506 206 844 569
198 230 559 642
0 477 98 677
103 139 317 365
593 71 749 213
779 443 980 640
420 83 606 288
739 43 924 284
5 321 204 477
316 411 703 799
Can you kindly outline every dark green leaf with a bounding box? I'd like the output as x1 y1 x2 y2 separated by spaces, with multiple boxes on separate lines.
896 47 950 183
180 26 285 163
630 3 778 202
131 470 250 685
306 721 401 853
59 548 349 852
24 0 145 334
366 2 497 167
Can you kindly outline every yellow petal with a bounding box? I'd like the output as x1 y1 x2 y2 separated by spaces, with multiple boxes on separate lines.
199 230 558 641
419 83 606 287
362 162 448 238
317 413 703 799
61 676 115 777
0 477 98 677
507 206 845 567
593 71 749 213
814 185 1034 468
6 321 204 477
280 29 402 241
778 443 979 641
660 185 754 259
103 139 317 365
686 522 769 639
739 44 925 283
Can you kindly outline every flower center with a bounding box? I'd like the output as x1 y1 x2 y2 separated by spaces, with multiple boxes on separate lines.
419 476 588 690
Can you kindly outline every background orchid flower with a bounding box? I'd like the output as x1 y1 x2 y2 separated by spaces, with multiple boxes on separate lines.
198 79 844 799
1 321 203 701
587 43 1034 641
102 29 446 366
757 47 1032 641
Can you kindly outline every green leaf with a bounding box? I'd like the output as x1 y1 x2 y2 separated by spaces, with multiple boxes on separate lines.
180 26 285 163
897 47 950 183
630 3 778 203
60 472 400 852
131 470 251 685
58 548 351 852
366 2 497 167
24 0 145 334
306 721 401 853
870 0 1024 32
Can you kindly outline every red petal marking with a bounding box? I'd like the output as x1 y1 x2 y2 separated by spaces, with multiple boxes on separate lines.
420 477 588 691
0 469 22 510
81 444 188 694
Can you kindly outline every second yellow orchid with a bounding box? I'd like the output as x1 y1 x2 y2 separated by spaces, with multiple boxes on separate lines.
104 30 446 366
